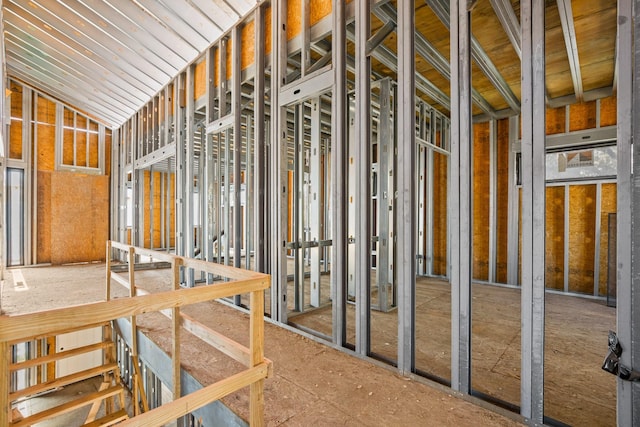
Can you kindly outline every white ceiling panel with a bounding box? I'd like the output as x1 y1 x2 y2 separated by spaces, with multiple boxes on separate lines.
2 0 255 127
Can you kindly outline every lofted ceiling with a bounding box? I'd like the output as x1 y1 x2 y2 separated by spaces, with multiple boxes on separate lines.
2 0 256 127
1 0 618 128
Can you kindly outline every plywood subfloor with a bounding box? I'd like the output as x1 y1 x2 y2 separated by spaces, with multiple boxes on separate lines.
3 263 616 426
1 264 522 426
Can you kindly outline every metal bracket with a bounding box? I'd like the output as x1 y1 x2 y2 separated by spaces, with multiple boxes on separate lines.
602 331 640 381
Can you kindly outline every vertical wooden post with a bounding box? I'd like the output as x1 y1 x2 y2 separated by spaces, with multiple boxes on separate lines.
249 287 265 426
128 247 149 414
171 257 182 403
0 341 8 426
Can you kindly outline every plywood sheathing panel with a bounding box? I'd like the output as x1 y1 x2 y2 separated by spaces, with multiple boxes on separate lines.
105 130 112 178
37 171 52 263
470 0 522 112
37 96 57 172
62 108 74 166
170 173 176 248
265 6 272 55
495 119 510 283
599 96 617 126
50 172 109 264
545 186 565 290
194 59 207 101
287 0 301 41
544 2 575 99
76 115 88 167
573 1 616 93
153 171 162 247
472 123 490 281
143 170 151 248
9 82 23 160
598 183 616 296
241 21 255 71
568 185 596 294
569 101 597 132
432 150 448 276
546 106 566 135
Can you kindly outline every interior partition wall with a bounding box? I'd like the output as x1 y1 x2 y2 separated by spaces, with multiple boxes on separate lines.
108 1 636 425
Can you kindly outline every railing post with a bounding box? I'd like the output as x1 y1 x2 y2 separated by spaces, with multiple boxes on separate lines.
128 246 149 414
1 341 8 425
249 286 266 426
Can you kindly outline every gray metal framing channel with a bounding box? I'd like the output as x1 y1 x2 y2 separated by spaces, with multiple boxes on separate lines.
232 25 243 305
417 105 427 277
556 0 583 103
396 0 416 374
185 64 196 286
488 120 497 283
377 78 391 312
426 0 520 113
310 97 322 308
294 104 304 312
175 73 185 260
253 4 266 275
205 46 215 274
616 0 639 424
449 0 472 393
488 0 521 59
355 0 372 356
272 0 289 323
507 123 520 286
520 0 546 422
563 184 569 293
331 0 348 346
374 3 495 117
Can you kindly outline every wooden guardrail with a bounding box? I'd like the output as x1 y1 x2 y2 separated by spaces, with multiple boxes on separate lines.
0 240 271 426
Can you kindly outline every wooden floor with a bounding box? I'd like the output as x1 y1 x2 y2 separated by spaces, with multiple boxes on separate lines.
1 263 615 426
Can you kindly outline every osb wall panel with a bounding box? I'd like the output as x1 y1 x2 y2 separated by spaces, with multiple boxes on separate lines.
152 171 162 247
432 151 448 276
495 119 510 283
76 115 88 166
546 106 566 135
599 183 616 296
287 0 302 41
599 96 617 126
9 83 23 160
473 123 490 281
50 172 109 264
170 173 176 247
194 60 206 100
545 186 565 290
37 171 52 263
265 7 272 55
568 185 596 294
143 171 151 248
37 96 57 172
242 21 255 71
310 0 332 26
569 100 597 132
213 41 234 87
105 130 112 177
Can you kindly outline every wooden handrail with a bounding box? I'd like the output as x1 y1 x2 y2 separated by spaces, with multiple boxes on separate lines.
0 241 271 426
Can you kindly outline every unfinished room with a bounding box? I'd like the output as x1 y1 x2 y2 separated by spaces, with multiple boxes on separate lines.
1 0 639 426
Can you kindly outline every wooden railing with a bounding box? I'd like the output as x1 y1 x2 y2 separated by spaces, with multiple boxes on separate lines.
0 241 271 426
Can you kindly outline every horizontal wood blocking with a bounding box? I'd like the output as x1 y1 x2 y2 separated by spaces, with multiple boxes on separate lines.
10 385 125 427
117 363 270 427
